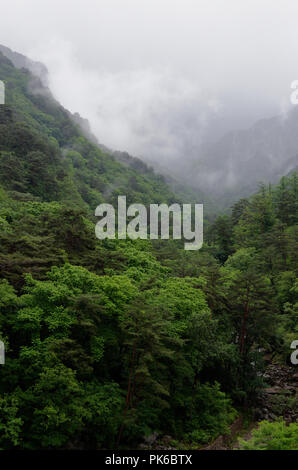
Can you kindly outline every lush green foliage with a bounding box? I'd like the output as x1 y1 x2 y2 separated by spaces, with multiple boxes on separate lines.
238 420 298 450
0 52 297 449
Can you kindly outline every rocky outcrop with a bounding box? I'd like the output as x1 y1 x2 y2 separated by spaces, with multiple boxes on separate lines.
254 364 298 424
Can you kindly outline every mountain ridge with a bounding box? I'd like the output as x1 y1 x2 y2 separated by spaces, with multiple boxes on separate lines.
0 46 213 216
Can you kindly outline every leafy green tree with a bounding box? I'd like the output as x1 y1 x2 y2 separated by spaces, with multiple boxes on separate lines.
238 420 298 450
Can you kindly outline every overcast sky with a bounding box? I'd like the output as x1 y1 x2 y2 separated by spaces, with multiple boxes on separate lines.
2 0 298 164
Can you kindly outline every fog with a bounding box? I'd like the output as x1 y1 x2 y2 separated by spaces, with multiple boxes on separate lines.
1 0 298 171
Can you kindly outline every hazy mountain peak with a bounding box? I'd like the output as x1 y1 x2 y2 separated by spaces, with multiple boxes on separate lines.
0 44 49 86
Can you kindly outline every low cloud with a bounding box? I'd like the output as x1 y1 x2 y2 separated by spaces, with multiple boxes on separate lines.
29 39 221 172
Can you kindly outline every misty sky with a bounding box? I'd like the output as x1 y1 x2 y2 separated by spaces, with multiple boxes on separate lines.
2 0 298 165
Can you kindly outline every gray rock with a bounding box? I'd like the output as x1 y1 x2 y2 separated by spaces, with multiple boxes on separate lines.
144 432 159 445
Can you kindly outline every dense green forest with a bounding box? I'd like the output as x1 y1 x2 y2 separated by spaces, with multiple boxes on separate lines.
0 51 297 450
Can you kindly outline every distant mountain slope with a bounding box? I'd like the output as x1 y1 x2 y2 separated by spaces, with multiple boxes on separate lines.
2 45 296 211
0 44 49 86
0 47 213 216
190 108 298 202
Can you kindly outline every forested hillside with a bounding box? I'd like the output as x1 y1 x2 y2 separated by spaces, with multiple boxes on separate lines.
188 111 298 206
0 50 297 450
